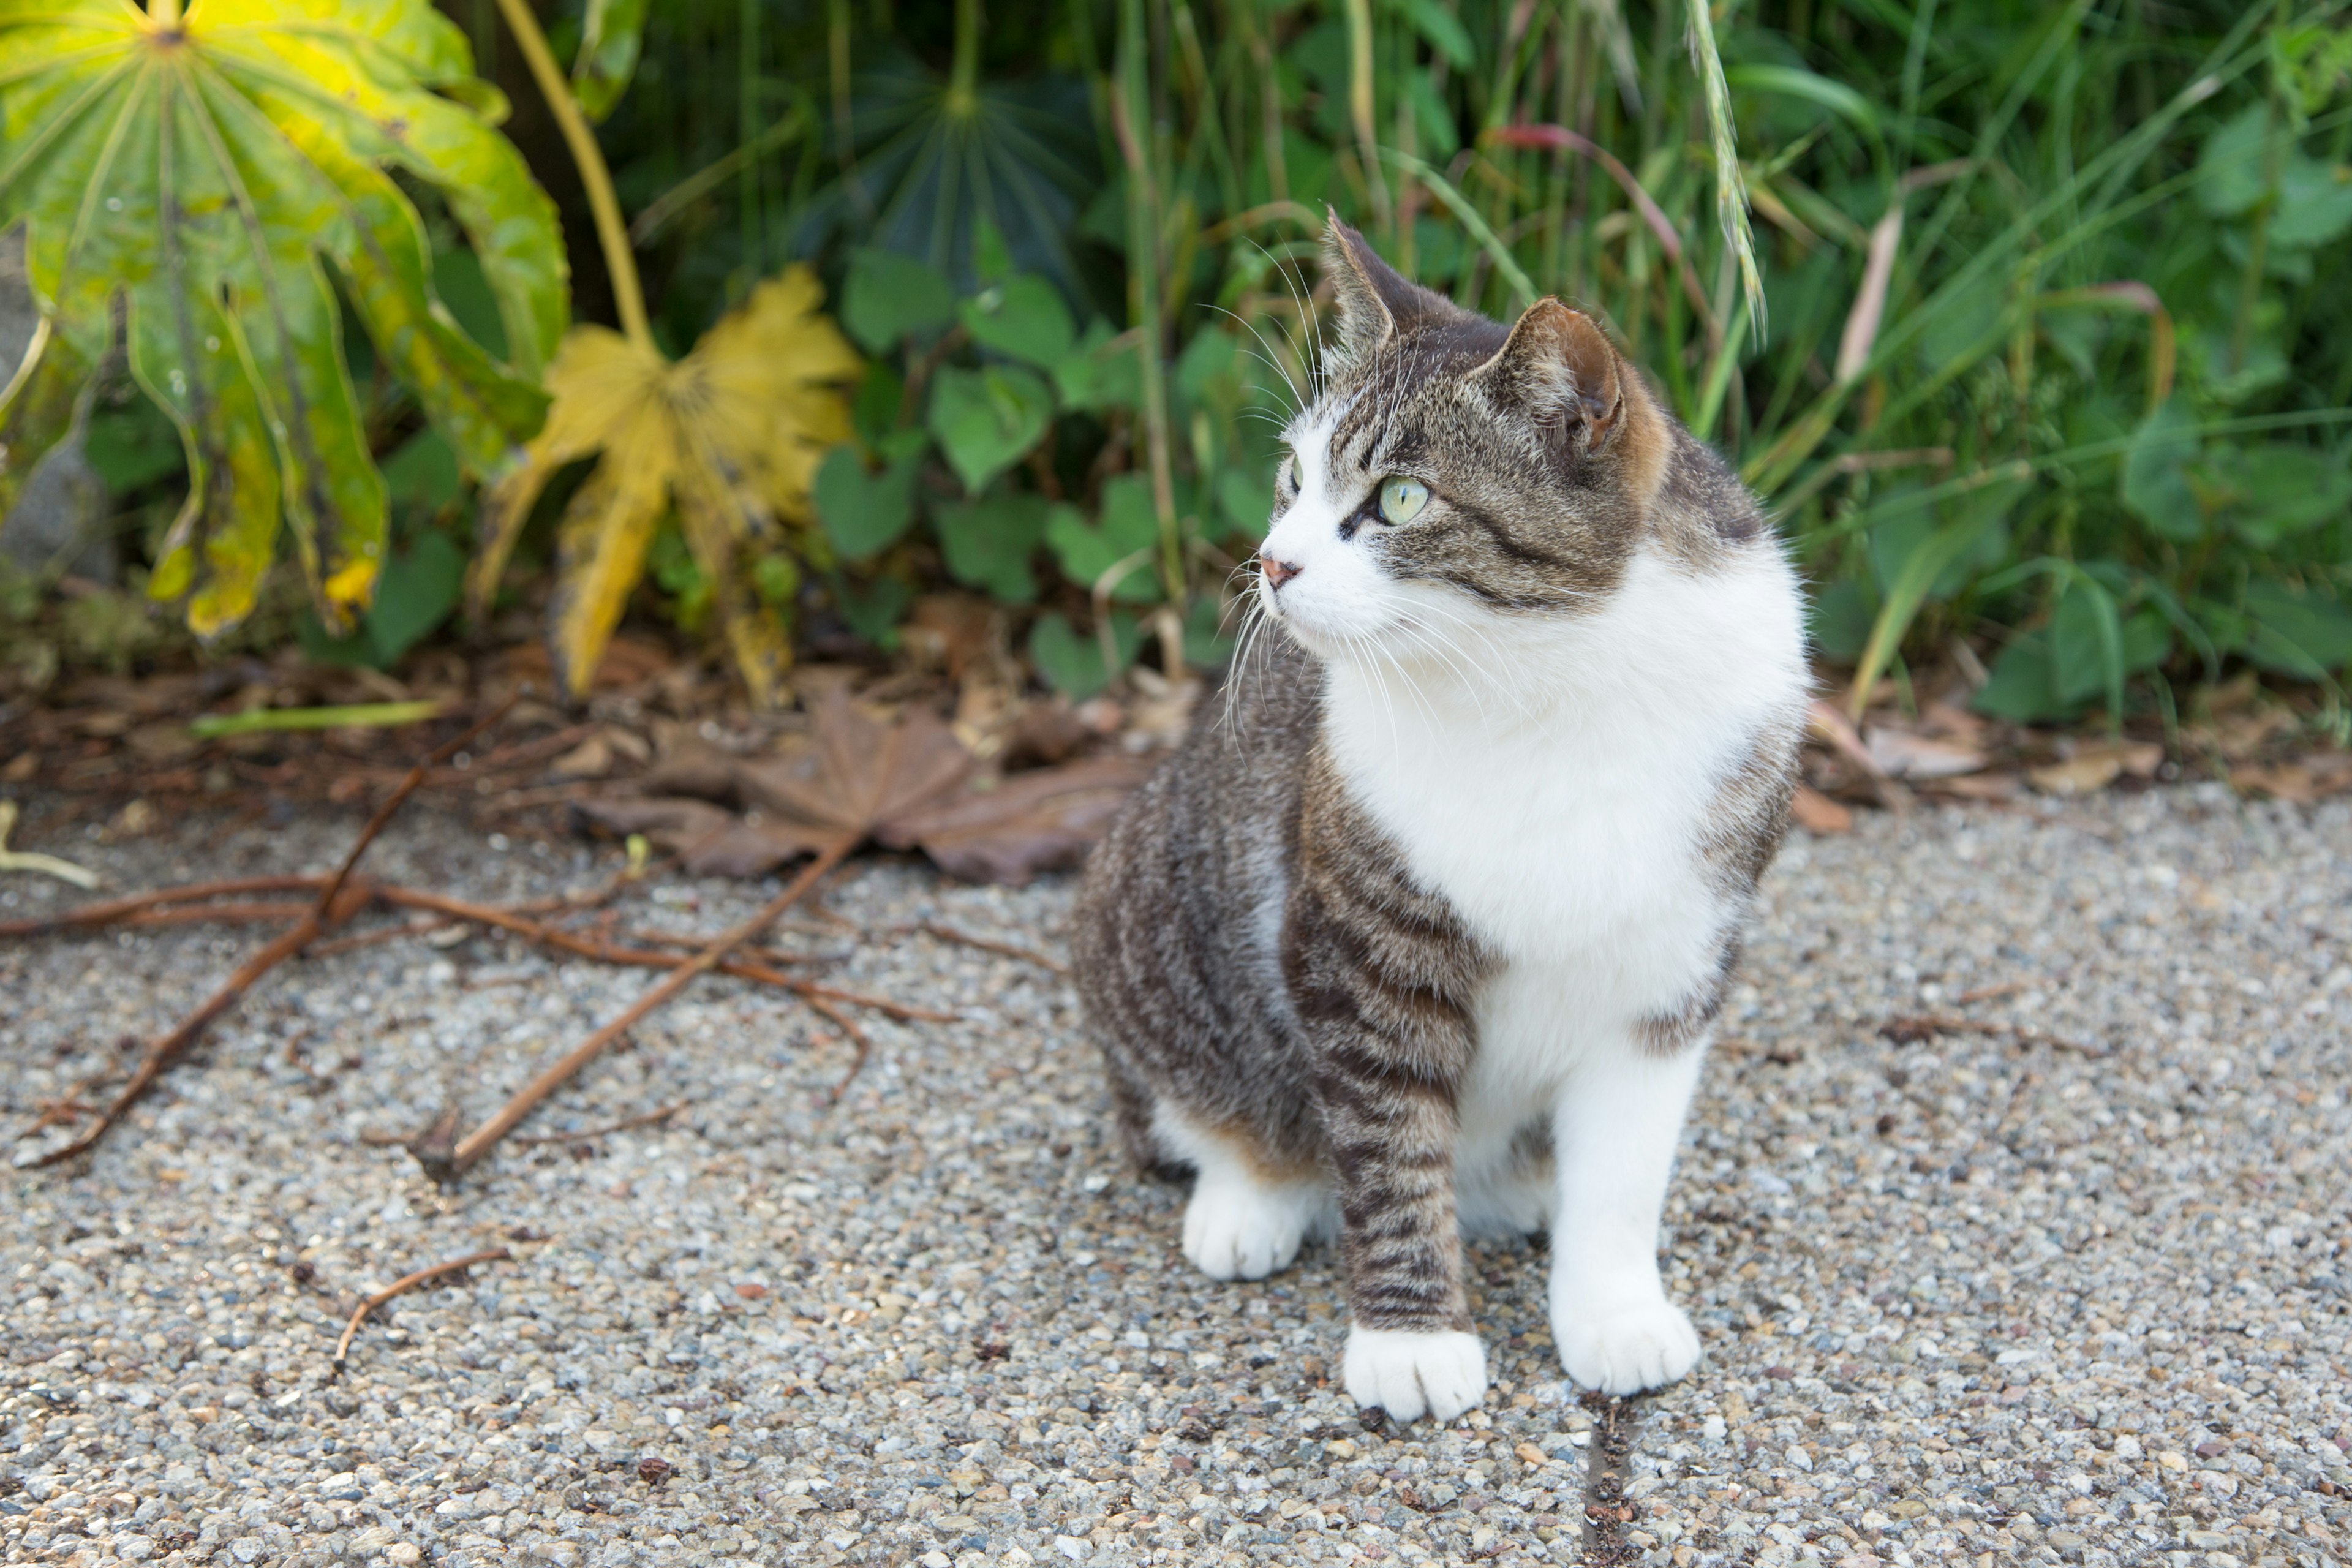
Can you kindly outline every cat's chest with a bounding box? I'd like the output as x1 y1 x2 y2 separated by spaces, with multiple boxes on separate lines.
1325 693 1726 963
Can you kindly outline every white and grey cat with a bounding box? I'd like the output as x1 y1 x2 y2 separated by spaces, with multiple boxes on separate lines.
1073 220 1808 1422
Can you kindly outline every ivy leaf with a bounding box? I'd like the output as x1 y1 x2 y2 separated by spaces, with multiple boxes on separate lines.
0 0 564 638
960 275 1076 368
572 0 649 123
1028 608 1141 699
812 444 920 561
1046 472 1164 603
470 270 859 704
927 364 1053 493
935 492 1062 603
841 248 956 353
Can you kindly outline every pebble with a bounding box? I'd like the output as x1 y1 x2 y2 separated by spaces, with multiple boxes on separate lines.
1 786 2348 1566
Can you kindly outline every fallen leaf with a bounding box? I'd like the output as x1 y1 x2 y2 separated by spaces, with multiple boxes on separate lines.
1806 699 1884 780
1923 771 2021 802
2027 754 2122 796
2233 755 2352 804
1864 726 1986 780
551 736 614 779
1790 785 1853 834
581 687 1149 883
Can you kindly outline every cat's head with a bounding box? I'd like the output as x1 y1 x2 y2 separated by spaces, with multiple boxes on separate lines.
1255 220 1749 663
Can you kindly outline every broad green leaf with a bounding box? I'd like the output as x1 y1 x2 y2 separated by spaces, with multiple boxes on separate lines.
1028 608 1140 699
81 387 186 494
364 526 465 665
2049 582 2166 710
935 493 1061 603
2120 400 2204 541
960 275 1076 368
842 249 956 352
380 429 461 511
833 571 913 650
1185 593 1236 669
2240 581 2352 680
1394 0 1473 68
573 0 649 123
813 444 921 561
1973 635 2070 723
0 0 564 638
1047 473 1163 603
927 364 1054 493
2215 444 2352 548
1806 577 1875 662
1051 319 1144 413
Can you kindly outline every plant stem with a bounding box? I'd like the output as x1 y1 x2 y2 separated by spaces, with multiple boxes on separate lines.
1343 0 1392 235
1114 0 1185 656
949 0 983 108
149 0 180 29
492 0 654 352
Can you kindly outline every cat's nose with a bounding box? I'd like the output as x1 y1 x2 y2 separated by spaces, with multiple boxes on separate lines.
1259 552 1303 590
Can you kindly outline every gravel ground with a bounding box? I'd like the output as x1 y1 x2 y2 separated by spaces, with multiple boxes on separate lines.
3 785 2349 1568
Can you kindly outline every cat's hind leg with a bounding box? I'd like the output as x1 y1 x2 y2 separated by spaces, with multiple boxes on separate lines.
1154 1106 1334 1282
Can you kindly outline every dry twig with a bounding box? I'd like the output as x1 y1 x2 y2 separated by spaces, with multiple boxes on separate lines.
511 1103 684 1146
413 837 860 1182
1878 1014 2102 1057
333 1247 512 1366
899 919 1068 974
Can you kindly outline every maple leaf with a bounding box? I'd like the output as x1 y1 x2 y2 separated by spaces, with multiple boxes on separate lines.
467 270 859 706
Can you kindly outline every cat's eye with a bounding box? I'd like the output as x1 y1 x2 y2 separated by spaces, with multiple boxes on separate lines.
1377 477 1429 524
1282 453 1303 492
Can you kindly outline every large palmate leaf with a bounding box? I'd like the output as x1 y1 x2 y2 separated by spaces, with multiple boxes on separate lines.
469 268 859 706
0 0 563 636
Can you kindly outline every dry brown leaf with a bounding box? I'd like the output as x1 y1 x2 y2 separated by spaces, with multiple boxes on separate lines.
1923 771 2021 802
2028 739 2163 796
1864 726 1986 780
1789 785 1853 834
582 688 1148 884
2233 755 2352 804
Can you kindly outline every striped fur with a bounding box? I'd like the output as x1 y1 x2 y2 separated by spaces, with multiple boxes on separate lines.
1074 221 1809 1420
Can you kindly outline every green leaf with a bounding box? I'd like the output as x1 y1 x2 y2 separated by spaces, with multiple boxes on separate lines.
2049 579 2166 710
380 429 461 511
1051 319 1143 413
1028 609 1140 699
832 572 914 650
842 249 957 353
1807 578 1875 662
812 444 920 560
2240 581 2352 680
365 526 465 664
573 0 649 123
2120 400 2205 542
1725 63 1883 137
2214 444 2352 548
0 319 91 521
1394 0 1474 68
1046 473 1163 603
81 390 186 494
1185 593 1236 669
0 0 563 639
1973 635 2071 723
960 275 1076 368
927 364 1054 493
935 493 1060 603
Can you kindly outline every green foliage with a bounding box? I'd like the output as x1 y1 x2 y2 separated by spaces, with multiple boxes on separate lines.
0 0 562 644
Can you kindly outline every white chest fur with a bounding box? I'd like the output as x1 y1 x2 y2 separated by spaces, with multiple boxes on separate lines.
1321 548 1806 1117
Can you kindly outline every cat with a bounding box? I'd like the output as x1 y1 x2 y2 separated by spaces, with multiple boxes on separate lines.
1071 219 1808 1423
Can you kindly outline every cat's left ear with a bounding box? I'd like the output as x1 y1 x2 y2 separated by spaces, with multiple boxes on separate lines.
1472 300 1649 461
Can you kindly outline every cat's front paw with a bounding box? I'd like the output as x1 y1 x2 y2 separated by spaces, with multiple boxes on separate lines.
1181 1178 1317 1281
1555 1299 1700 1395
1343 1327 1487 1423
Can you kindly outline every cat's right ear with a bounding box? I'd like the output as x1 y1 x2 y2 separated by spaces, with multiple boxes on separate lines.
1321 214 1412 364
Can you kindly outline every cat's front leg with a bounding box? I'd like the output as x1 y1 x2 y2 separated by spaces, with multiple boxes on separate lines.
1548 1038 1708 1394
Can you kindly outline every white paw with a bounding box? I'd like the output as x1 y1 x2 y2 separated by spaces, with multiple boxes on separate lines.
1181 1177 1318 1281
1343 1327 1488 1423
1555 1298 1700 1395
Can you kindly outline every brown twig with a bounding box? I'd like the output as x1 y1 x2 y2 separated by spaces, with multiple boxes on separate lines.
317 696 517 918
899 920 1068 974
804 994 873 1104
0 875 325 938
511 1103 684 1147
1877 1014 2102 1057
304 915 458 959
1953 980 2027 1005
372 888 954 1020
415 837 860 1182
111 902 321 929
332 1248 511 1366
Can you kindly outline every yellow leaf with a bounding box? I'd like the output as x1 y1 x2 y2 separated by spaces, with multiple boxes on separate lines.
466 266 857 703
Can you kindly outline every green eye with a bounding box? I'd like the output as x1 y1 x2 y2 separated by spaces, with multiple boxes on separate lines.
1378 477 1429 524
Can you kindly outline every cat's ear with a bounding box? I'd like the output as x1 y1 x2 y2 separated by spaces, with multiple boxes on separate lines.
1321 213 1447 363
1472 299 1646 460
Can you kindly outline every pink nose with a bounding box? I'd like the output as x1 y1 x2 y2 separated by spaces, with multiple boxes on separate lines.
1259 552 1302 590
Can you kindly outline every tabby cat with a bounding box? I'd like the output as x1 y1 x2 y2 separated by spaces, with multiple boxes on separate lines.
1072 221 1808 1422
